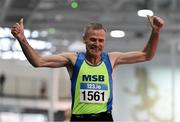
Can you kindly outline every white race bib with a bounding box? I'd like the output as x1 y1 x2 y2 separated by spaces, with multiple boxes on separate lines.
80 83 108 103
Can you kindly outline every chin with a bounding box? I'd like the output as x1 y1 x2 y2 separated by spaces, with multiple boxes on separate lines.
91 51 102 57
87 48 103 56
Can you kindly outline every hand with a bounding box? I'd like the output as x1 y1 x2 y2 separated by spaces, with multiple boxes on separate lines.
11 18 25 40
147 15 164 32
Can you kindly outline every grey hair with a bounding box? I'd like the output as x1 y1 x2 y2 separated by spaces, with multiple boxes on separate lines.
83 23 106 38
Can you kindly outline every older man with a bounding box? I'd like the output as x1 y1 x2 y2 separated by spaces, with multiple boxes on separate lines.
11 15 164 121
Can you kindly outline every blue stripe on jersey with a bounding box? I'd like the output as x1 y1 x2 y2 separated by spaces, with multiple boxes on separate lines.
71 52 85 110
102 52 113 112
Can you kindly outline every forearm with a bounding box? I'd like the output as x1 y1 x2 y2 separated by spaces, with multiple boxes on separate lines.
143 16 164 60
17 36 42 67
11 19 45 67
143 29 160 60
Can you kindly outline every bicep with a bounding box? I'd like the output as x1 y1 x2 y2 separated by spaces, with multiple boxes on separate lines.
110 51 147 66
38 53 75 68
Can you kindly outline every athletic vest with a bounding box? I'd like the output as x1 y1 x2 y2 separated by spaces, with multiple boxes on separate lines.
71 52 113 114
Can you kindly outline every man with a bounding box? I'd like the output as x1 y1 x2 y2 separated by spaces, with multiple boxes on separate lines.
11 16 164 121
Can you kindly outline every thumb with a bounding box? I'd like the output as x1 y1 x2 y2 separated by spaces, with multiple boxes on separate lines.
147 15 154 28
19 18 24 28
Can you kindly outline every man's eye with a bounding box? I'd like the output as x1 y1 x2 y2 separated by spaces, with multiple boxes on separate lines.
99 39 104 42
90 38 96 42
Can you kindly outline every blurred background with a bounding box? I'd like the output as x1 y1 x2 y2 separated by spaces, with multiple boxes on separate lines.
0 0 180 121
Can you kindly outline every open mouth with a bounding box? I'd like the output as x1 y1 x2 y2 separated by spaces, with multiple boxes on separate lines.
90 45 101 50
90 46 100 52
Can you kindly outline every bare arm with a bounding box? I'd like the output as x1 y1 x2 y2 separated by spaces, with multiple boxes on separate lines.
11 19 75 68
109 16 164 68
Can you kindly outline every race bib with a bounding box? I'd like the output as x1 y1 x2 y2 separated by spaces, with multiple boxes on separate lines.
80 83 108 103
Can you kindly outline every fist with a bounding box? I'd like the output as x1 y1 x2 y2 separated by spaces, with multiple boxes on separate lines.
148 16 164 32
11 18 25 40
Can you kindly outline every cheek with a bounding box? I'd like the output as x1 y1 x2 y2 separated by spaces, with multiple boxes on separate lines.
86 42 94 47
100 43 105 48
86 43 92 49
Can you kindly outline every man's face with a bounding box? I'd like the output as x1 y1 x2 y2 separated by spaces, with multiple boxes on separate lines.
84 29 106 57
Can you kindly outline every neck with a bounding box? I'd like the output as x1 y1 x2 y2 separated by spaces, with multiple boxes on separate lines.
85 53 101 65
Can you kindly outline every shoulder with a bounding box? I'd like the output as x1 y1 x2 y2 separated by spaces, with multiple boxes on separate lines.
57 52 77 65
108 52 124 69
108 52 124 61
108 52 124 57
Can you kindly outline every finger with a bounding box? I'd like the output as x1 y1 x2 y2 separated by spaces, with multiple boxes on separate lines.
11 28 19 32
11 26 20 32
16 22 20 25
11 31 16 35
12 24 19 28
11 31 18 36
11 26 20 31
11 29 19 34
147 15 154 28
19 18 24 28
11 28 16 32
153 17 164 28
15 23 21 28
156 17 164 26
12 26 17 28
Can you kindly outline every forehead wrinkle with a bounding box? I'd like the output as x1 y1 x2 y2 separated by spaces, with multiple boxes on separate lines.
87 29 106 38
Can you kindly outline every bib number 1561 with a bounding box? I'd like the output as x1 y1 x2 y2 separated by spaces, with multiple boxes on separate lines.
80 90 108 103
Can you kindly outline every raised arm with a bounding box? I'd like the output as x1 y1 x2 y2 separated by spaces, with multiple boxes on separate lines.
109 16 164 68
11 18 75 68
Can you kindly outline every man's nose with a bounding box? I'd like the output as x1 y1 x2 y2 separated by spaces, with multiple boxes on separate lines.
94 40 100 45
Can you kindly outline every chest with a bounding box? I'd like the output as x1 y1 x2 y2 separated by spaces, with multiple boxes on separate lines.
77 61 109 83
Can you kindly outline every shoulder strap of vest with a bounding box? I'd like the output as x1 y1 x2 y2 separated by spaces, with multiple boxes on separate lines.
102 52 113 112
71 52 85 110
101 52 112 74
71 52 85 80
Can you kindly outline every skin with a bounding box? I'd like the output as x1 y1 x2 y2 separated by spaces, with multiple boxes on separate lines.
83 29 106 65
11 16 164 78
